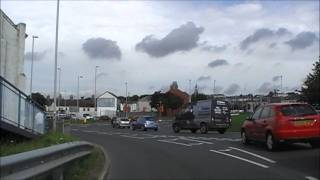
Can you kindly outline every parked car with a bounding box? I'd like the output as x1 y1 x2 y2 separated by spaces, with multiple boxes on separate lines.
172 100 231 134
113 118 130 128
241 103 320 151
131 116 158 131
83 114 93 121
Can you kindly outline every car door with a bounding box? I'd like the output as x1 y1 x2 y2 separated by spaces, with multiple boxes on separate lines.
249 106 263 140
256 106 271 141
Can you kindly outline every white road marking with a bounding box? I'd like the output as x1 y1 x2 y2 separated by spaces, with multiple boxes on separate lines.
218 149 232 152
71 128 79 131
305 176 319 180
120 135 145 139
229 147 276 163
180 137 213 144
82 130 96 133
210 150 269 168
97 132 113 135
157 139 194 146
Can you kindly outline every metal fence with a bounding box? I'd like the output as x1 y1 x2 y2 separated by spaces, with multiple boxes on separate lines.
0 76 46 135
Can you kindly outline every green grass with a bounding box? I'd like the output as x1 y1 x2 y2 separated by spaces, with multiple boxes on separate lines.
228 112 250 132
64 147 105 180
0 132 77 157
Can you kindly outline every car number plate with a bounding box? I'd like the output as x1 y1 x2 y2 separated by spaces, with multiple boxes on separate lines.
293 120 310 126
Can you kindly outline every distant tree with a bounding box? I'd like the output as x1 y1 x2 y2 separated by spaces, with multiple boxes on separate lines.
301 57 320 104
150 91 183 110
267 91 274 97
150 91 165 109
31 92 47 108
129 95 139 102
191 93 208 102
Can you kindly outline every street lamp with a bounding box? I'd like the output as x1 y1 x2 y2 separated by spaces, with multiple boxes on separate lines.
30 35 38 95
94 66 99 114
125 82 128 118
57 67 61 111
53 0 60 131
77 75 83 114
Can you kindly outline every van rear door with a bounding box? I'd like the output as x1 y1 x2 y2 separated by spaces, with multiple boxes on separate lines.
212 100 231 127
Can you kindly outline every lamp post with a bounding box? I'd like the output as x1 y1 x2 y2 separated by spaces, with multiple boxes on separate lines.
189 79 191 103
125 82 128 118
94 66 99 114
57 67 61 120
77 75 83 114
213 79 216 95
53 0 60 131
30 35 38 96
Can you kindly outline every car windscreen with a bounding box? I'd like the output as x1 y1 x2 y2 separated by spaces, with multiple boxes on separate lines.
144 117 155 121
281 104 317 116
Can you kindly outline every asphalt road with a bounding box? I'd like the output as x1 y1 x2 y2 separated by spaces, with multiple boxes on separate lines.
70 121 320 180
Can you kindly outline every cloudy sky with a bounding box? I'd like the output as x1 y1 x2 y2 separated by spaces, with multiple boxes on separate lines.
1 1 319 97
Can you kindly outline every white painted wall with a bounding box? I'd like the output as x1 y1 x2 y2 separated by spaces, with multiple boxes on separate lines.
0 10 27 91
97 91 118 118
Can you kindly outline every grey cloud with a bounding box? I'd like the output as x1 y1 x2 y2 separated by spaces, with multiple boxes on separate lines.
285 32 318 51
272 75 281 82
201 43 228 53
269 43 277 48
240 28 291 50
208 59 229 68
224 83 240 95
256 82 280 94
82 38 121 60
197 76 211 81
25 50 48 61
97 72 108 79
135 22 204 58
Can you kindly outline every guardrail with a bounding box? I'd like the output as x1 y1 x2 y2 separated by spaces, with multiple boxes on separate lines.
0 141 94 180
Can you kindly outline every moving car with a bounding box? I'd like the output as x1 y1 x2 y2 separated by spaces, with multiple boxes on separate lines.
241 103 320 150
113 118 130 128
131 116 158 131
172 100 231 134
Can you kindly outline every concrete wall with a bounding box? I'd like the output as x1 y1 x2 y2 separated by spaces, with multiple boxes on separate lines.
0 10 27 92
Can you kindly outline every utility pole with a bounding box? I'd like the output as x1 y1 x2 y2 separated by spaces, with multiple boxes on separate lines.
189 79 191 103
57 67 61 120
77 75 83 115
125 82 128 118
94 66 99 115
53 0 60 131
30 35 38 96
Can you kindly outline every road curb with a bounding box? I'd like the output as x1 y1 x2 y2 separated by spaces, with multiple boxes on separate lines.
94 144 111 180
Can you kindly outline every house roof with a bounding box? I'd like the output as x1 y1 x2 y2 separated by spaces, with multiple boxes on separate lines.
48 98 94 107
97 91 118 99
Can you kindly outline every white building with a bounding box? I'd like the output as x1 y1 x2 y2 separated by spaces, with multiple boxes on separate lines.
97 91 118 118
0 9 27 91
137 96 152 112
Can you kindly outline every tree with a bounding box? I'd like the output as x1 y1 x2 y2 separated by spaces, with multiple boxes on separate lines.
150 91 183 110
165 92 183 110
31 92 47 108
301 57 320 105
191 93 208 103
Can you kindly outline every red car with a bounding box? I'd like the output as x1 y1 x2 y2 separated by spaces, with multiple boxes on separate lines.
241 103 320 150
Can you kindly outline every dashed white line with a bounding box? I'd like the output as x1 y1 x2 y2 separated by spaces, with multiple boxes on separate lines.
157 139 194 146
229 147 276 163
209 150 269 168
180 137 213 144
305 176 319 180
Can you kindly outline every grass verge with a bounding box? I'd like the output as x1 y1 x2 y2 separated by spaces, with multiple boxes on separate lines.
228 112 250 132
64 147 106 180
0 132 77 157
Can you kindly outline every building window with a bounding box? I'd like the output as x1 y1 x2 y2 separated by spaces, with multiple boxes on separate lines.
83 108 85 111
87 108 90 111
97 98 115 107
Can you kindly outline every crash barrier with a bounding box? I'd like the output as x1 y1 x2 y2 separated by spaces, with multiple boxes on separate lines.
117 111 156 118
0 141 94 180
0 75 46 135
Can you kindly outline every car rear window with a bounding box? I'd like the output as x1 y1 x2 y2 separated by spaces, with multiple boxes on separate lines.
281 104 317 116
144 117 155 121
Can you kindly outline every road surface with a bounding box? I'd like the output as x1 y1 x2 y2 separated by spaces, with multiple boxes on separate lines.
70 121 320 180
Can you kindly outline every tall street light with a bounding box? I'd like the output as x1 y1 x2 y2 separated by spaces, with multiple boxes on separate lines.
57 67 61 112
53 0 60 131
189 79 191 103
30 35 38 96
94 66 99 114
125 82 128 118
77 75 83 114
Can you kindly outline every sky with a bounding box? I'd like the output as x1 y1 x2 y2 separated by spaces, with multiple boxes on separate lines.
1 0 319 98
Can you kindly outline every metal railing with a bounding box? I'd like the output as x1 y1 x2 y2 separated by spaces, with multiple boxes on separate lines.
0 141 94 180
0 75 46 135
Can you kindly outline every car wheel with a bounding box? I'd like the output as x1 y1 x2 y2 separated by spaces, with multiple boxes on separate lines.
241 130 249 145
142 126 147 131
190 129 197 133
200 123 208 134
172 124 180 133
266 133 279 151
218 129 226 134
131 125 135 131
154 128 158 131
310 140 320 148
